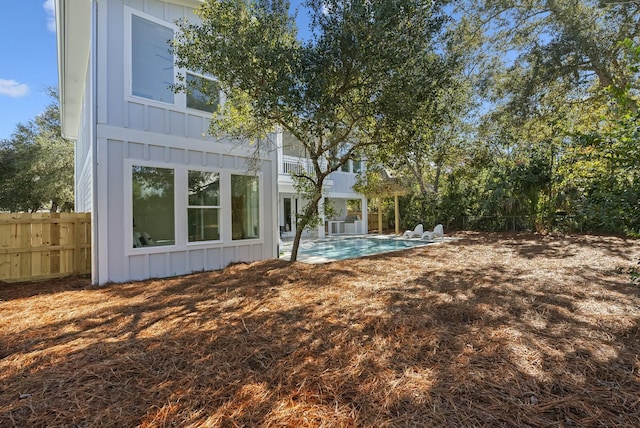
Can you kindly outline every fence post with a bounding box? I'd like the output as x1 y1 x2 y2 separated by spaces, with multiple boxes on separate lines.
74 215 82 275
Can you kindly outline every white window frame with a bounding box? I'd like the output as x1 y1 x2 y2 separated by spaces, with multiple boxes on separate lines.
124 8 224 115
187 168 223 244
125 7 179 108
230 174 262 241
126 160 179 254
125 159 264 255
185 71 224 114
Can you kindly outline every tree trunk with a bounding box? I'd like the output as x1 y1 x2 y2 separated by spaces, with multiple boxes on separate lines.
410 163 429 197
433 164 442 195
289 189 323 262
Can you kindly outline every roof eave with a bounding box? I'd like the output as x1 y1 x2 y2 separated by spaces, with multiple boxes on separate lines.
55 0 91 140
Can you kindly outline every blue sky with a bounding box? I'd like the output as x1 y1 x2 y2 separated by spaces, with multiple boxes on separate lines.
0 0 362 141
0 0 57 141
0 0 311 142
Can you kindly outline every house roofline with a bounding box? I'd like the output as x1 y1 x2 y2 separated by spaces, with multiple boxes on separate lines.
55 0 92 140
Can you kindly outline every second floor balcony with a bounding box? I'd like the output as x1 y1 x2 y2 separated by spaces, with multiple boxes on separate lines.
278 155 367 196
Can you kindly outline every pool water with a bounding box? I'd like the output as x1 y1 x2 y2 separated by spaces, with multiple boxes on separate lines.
283 237 430 263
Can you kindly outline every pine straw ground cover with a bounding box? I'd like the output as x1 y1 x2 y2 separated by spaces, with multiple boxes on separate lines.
1 232 640 427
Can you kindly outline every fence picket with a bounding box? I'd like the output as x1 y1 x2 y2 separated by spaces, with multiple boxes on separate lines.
0 213 91 282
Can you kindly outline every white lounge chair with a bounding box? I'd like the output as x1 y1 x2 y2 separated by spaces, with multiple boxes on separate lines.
403 223 424 238
422 224 444 241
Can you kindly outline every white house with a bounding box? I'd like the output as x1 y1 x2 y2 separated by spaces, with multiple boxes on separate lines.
276 131 368 239
55 0 278 284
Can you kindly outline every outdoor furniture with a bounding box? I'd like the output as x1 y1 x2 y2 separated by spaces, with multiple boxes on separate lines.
402 223 424 238
422 224 444 241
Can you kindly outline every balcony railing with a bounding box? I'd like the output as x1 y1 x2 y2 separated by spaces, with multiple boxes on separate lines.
282 157 315 176
280 156 363 175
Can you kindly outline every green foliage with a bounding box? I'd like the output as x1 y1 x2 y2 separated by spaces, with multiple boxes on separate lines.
399 1 640 235
618 259 640 287
0 89 74 213
173 0 449 260
555 38 640 235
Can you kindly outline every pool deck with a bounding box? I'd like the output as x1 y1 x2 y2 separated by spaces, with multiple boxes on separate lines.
279 234 456 263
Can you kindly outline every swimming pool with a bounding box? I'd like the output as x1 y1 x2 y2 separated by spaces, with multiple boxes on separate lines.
281 237 431 263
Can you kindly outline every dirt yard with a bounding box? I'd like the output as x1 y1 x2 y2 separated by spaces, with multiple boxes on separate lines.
1 232 639 427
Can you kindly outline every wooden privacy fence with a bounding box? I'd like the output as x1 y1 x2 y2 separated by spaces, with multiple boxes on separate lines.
0 213 91 283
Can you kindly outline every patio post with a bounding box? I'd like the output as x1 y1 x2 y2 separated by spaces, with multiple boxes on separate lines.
317 196 326 238
394 194 400 235
360 197 368 234
377 197 383 234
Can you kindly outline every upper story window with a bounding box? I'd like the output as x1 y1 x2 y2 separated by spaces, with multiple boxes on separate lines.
353 159 363 173
131 15 175 104
186 73 220 113
282 131 308 158
129 11 222 114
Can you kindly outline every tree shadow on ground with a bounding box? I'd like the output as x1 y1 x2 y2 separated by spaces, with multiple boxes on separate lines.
1 234 639 426
0 275 90 301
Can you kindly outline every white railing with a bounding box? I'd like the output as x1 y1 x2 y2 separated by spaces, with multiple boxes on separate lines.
282 157 314 176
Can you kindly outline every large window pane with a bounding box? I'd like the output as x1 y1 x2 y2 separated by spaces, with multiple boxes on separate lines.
186 73 220 113
231 175 259 240
188 171 219 206
132 166 175 247
132 15 174 103
188 208 219 241
353 159 363 173
282 131 307 158
188 171 220 242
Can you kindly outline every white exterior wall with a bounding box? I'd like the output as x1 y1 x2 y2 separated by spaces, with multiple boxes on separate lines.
276 139 368 236
85 0 277 283
327 171 359 195
74 62 94 213
95 130 276 283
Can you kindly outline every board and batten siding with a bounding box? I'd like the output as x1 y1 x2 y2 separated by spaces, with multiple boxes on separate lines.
100 0 211 140
94 130 277 284
78 0 278 284
74 59 94 213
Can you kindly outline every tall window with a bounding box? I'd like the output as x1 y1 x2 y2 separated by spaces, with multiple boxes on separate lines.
132 166 175 247
186 73 220 113
282 131 308 158
353 159 363 173
131 15 174 103
188 171 220 242
231 175 259 240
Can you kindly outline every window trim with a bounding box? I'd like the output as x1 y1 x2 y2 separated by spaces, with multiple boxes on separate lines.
125 7 179 108
126 160 179 254
231 174 262 241
185 72 223 114
187 168 222 244
125 159 264 255
124 8 224 115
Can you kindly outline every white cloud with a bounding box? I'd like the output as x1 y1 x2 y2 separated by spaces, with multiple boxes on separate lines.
43 0 56 33
0 79 29 98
